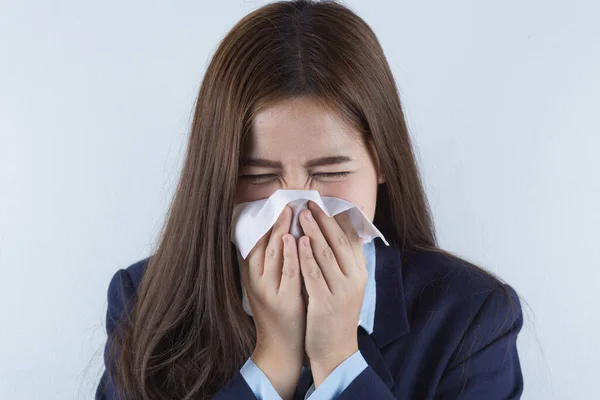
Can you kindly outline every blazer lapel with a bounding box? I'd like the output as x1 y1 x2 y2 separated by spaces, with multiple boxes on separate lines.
357 325 394 388
356 239 410 389
371 238 410 348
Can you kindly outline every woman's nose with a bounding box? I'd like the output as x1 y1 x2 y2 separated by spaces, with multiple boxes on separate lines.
280 184 319 193
278 175 314 191
281 183 311 190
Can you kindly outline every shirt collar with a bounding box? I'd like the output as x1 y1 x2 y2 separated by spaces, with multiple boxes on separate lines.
358 239 377 334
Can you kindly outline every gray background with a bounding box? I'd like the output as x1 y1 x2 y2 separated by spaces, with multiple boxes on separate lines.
1 0 598 398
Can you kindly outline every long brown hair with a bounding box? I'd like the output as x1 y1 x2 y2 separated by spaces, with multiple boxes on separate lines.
108 1 481 398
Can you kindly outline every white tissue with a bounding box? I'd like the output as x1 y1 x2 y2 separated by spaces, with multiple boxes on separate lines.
230 189 389 260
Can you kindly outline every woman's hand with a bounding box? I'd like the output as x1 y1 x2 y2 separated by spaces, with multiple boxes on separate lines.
240 205 306 399
298 201 368 387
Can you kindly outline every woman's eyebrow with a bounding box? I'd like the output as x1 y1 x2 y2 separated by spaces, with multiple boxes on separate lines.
240 155 353 168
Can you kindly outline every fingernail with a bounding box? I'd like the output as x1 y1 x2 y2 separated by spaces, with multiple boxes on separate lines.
304 210 313 222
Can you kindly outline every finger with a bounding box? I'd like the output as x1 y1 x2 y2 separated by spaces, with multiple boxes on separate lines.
263 205 292 291
306 201 358 278
298 235 332 297
297 206 343 292
278 233 301 295
333 210 367 273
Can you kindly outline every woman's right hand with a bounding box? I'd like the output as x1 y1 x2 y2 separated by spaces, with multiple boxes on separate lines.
240 205 306 399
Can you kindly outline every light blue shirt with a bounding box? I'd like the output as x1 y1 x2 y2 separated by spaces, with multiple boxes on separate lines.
240 239 377 399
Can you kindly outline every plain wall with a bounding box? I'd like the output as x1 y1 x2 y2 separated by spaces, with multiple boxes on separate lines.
1 0 598 398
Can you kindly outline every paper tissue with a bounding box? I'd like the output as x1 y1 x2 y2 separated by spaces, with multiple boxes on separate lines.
231 189 389 260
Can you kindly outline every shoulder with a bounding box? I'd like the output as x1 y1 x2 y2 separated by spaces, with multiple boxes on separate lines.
104 256 151 333
107 256 151 296
400 247 523 344
401 247 520 308
392 247 524 393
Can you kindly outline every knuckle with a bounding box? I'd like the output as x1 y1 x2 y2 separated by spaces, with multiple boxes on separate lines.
337 234 350 247
321 246 335 261
309 266 322 279
301 245 313 260
265 245 277 260
282 264 296 278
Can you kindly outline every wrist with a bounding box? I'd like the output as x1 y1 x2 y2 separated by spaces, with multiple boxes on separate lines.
309 346 358 388
251 350 303 400
251 348 303 375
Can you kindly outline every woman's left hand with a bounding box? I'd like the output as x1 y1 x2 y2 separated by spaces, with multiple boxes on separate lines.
298 200 368 387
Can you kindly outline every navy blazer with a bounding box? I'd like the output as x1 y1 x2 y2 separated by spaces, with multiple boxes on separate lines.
97 239 523 399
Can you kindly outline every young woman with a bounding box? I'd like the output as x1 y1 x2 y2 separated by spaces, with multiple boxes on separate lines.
96 1 523 399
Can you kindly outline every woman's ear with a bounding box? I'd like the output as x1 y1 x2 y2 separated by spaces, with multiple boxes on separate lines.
378 171 386 185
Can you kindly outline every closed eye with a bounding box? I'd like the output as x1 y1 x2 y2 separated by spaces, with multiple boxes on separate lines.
239 172 350 183
314 172 351 179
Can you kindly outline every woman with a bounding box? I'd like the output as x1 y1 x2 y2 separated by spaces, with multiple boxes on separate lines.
96 1 523 399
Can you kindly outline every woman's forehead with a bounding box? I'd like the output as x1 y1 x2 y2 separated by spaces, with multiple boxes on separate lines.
246 99 364 156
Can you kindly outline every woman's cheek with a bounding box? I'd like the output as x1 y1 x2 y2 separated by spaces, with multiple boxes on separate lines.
234 184 272 204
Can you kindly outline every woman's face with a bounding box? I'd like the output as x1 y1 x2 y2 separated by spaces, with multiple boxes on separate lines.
235 96 385 222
